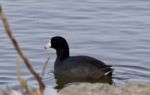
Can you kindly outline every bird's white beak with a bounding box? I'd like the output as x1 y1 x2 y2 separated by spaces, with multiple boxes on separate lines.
44 41 51 49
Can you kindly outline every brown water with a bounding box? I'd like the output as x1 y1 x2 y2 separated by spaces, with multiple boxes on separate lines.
1 0 150 88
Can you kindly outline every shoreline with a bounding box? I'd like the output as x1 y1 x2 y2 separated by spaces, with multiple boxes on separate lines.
59 82 150 95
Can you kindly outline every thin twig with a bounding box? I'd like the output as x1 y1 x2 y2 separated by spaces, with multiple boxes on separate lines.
16 57 23 80
0 5 45 93
41 56 50 77
16 57 27 94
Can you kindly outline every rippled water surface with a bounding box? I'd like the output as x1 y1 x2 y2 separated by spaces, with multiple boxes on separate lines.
1 0 150 88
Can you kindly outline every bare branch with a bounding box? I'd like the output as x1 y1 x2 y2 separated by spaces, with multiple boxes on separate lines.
0 5 45 94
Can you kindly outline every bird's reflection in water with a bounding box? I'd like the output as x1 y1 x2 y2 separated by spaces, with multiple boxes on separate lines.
54 74 113 90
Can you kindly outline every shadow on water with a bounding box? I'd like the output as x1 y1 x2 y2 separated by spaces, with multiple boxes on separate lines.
54 74 113 90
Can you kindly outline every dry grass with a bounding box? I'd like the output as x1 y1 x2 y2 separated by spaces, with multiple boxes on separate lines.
0 4 50 95
41 57 50 77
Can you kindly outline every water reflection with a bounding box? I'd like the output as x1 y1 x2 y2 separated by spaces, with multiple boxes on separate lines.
54 73 113 90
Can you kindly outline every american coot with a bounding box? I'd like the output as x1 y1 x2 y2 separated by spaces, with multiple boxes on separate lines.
45 36 113 79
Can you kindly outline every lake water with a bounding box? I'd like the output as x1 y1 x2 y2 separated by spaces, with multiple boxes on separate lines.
1 0 150 88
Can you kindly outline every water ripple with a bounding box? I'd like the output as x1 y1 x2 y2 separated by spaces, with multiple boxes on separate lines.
1 0 150 87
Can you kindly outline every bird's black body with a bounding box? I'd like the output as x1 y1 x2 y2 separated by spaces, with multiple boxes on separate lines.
45 36 113 80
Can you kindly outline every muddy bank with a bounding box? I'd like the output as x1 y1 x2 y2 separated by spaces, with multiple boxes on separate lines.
59 83 150 95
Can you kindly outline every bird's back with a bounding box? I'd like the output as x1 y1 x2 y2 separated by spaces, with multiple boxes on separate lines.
54 56 112 79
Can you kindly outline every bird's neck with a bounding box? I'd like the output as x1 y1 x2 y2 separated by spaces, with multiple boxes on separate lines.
56 48 69 61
